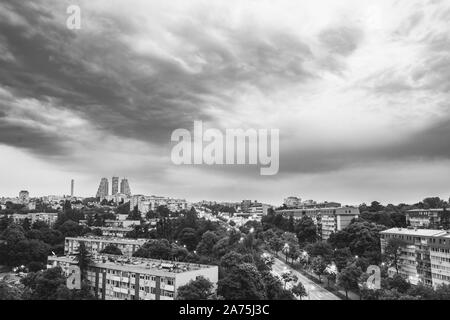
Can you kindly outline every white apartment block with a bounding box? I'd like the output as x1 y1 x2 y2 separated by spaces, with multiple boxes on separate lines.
276 206 360 240
64 236 147 256
47 254 219 300
9 212 59 227
97 227 133 238
380 228 450 288
406 209 447 228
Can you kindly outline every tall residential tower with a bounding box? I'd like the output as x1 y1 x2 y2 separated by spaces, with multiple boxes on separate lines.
112 176 119 195
96 178 109 199
120 178 131 196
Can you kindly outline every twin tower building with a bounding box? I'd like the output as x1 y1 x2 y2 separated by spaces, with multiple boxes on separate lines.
96 177 131 199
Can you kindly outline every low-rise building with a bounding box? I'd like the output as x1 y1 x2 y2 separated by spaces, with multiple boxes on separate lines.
47 254 219 300
96 227 133 238
380 228 450 288
64 236 147 256
276 206 360 240
10 212 59 227
104 219 141 228
406 209 449 229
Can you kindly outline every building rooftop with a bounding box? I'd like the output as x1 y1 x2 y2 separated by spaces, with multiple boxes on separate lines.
48 254 217 276
380 228 449 237
65 236 147 244
407 209 446 212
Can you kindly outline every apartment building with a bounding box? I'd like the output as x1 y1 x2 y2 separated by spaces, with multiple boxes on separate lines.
380 228 450 288
96 227 133 238
406 209 449 229
64 236 147 256
10 212 59 227
104 219 141 228
47 254 219 300
276 206 360 240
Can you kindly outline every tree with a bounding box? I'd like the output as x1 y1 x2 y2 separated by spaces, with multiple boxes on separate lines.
333 248 353 272
133 239 172 260
100 244 122 255
0 281 22 300
58 220 83 237
384 238 406 274
295 216 317 244
268 236 284 256
260 271 295 300
281 271 298 289
21 218 31 231
75 242 92 281
310 256 327 281
176 276 214 300
128 206 141 220
337 264 362 299
178 227 198 251
291 282 307 300
21 267 66 300
218 263 266 300
306 241 333 262
196 231 219 256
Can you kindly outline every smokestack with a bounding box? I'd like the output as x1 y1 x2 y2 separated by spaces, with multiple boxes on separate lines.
71 179 74 197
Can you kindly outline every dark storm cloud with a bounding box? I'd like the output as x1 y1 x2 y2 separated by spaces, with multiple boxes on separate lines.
0 118 69 156
0 0 317 158
277 116 450 175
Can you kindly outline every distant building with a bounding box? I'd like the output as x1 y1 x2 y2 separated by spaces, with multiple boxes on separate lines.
10 212 59 227
71 180 74 197
96 227 133 238
47 254 219 300
96 178 109 199
64 236 147 256
284 197 302 208
18 190 29 204
248 203 272 216
276 206 360 240
120 179 131 196
104 219 141 228
380 228 450 288
112 177 119 195
406 209 449 229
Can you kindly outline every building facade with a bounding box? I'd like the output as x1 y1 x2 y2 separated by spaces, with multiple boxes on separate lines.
47 254 219 300
96 178 109 199
406 209 449 229
10 212 59 227
64 236 147 256
276 206 360 240
120 179 131 196
380 228 450 288
18 190 30 204
112 177 119 195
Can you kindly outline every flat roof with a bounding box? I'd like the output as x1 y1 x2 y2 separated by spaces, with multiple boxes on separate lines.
407 209 445 212
48 254 217 276
380 228 449 237
65 236 147 245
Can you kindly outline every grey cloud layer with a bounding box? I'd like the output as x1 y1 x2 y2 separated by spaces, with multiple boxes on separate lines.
0 0 449 178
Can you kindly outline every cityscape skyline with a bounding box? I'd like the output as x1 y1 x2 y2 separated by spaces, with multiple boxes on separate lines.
1 176 449 208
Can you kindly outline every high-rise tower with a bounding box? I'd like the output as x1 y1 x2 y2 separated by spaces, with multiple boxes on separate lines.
96 178 109 199
71 179 74 197
120 178 131 196
112 176 119 195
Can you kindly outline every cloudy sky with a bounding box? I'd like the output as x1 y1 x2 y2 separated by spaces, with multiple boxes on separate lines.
1 0 450 205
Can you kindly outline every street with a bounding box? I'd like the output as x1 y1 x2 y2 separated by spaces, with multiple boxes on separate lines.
271 255 341 300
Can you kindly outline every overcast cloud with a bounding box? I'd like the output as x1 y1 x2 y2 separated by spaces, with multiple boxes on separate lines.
0 0 449 205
